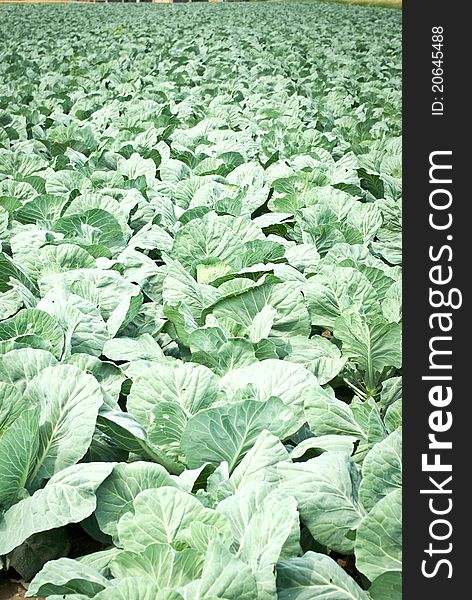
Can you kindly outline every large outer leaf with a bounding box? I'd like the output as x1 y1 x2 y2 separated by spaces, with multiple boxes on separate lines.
334 313 402 389
38 269 139 320
127 361 218 462
355 488 402 582
128 361 218 425
162 260 219 321
290 434 357 459
210 281 310 339
0 381 30 433
171 213 243 274
0 251 36 294
95 462 178 537
304 385 365 439
181 541 258 600
0 308 64 358
65 354 125 402
224 430 290 496
0 407 39 508
0 288 23 321
368 572 402 600
182 397 298 471
24 364 104 482
359 430 402 511
0 348 57 393
220 359 322 419
277 552 369 600
218 484 299 599
109 543 203 589
52 210 125 255
102 334 165 362
117 152 156 185
116 487 230 552
27 558 109 598
385 399 402 433
304 267 380 328
278 452 365 553
90 578 165 600
0 462 114 555
283 335 347 385
45 170 92 195
38 289 109 357
379 376 402 410
26 244 96 282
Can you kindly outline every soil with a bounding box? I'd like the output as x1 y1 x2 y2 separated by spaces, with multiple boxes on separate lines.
0 581 27 600
0 581 44 600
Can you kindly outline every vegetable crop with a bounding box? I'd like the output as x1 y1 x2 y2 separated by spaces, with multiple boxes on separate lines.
0 2 402 599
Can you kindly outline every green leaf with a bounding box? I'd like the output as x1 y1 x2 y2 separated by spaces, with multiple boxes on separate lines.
27 557 109 598
127 360 218 429
220 359 322 420
351 398 388 460
284 335 347 384
0 407 39 508
385 399 402 433
278 452 365 553
45 170 92 195
65 354 125 402
0 381 30 434
116 487 229 552
53 209 124 247
290 434 358 460
96 410 183 475
102 333 165 362
210 281 310 340
276 551 369 600
117 152 156 184
334 313 402 391
382 280 402 323
368 571 402 600
359 431 402 511
182 397 298 471
379 376 402 410
0 308 64 358
209 430 289 500
305 267 380 328
92 578 169 600
95 462 178 537
182 541 258 600
37 288 109 357
218 484 299 599
304 385 365 439
15 194 68 225
355 488 402 582
24 364 104 483
0 462 114 555
0 348 57 393
109 543 203 589
171 213 242 275
0 252 36 294
27 244 96 282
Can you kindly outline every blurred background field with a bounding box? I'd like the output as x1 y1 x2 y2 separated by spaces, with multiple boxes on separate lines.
0 0 402 7
271 0 401 7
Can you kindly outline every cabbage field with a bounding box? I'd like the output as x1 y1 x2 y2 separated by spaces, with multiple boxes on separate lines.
0 3 402 599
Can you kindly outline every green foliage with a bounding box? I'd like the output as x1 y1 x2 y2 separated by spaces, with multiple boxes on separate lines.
0 2 401 598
